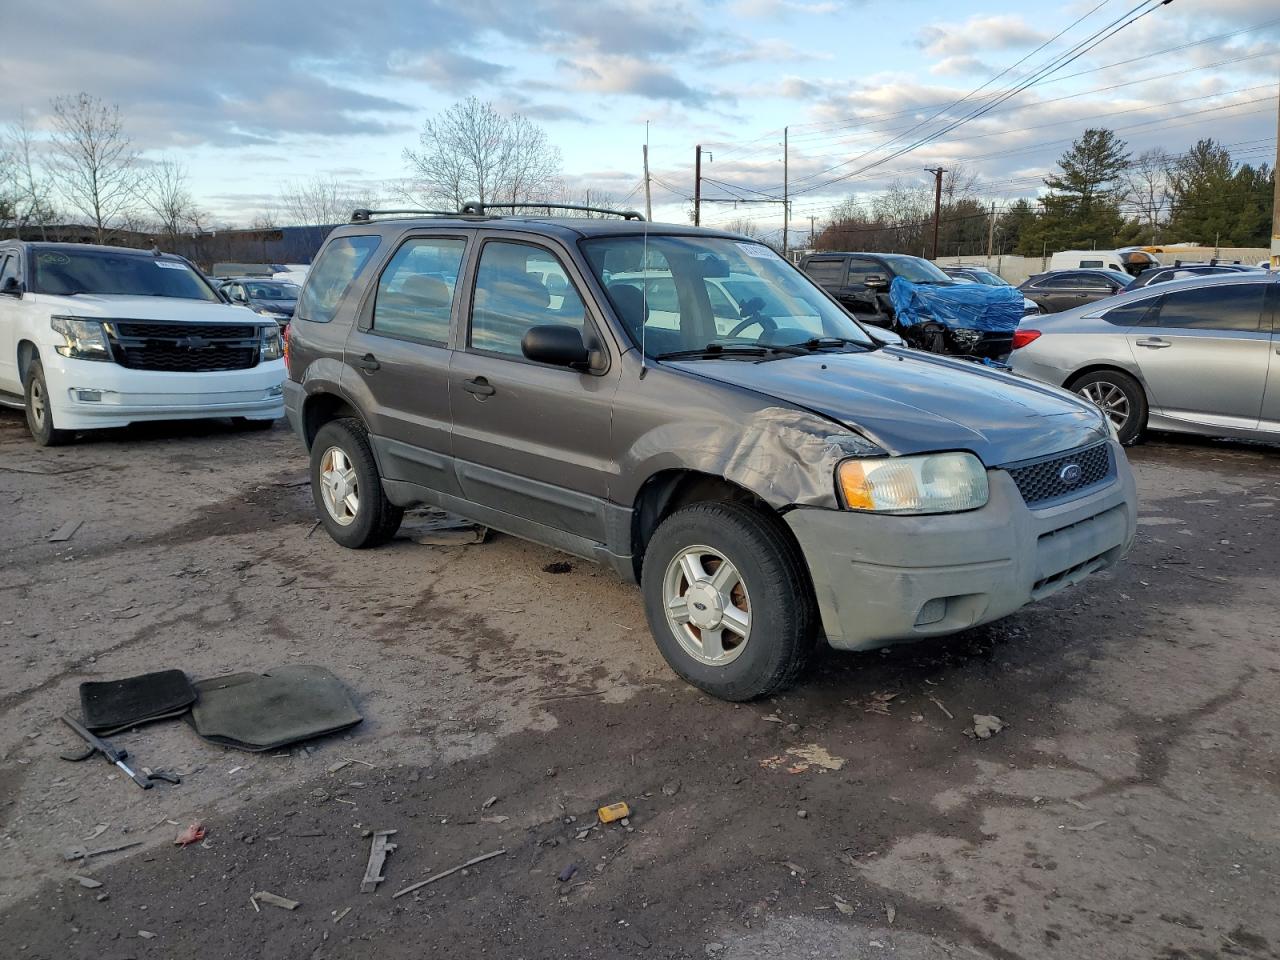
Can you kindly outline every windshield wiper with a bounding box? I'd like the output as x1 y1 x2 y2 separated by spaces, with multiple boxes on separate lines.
654 343 809 361
788 336 875 352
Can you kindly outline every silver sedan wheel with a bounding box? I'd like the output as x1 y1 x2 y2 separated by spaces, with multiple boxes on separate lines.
1077 381 1130 430
319 445 359 526
29 378 46 429
662 545 751 666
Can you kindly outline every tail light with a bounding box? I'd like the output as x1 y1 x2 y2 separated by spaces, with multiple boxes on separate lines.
1011 329 1041 350
282 323 291 373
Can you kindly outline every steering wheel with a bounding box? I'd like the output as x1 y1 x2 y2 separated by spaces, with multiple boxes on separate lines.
727 297 775 338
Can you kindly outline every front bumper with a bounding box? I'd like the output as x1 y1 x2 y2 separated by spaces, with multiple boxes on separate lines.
786 440 1137 651
42 353 286 429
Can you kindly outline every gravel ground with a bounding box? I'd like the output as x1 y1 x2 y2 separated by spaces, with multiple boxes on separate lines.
0 409 1277 960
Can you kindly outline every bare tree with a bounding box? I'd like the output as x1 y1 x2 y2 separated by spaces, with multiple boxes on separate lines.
403 97 561 210
4 114 58 238
1124 147 1171 245
139 158 198 246
278 176 376 226
48 93 140 242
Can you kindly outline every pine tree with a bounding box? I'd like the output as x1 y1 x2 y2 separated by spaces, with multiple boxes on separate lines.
1020 128 1130 253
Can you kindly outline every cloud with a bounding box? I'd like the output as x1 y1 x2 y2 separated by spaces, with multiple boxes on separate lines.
917 14 1047 59
560 55 712 107
392 52 508 92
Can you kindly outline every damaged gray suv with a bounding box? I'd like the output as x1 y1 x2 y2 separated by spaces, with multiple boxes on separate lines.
284 204 1137 701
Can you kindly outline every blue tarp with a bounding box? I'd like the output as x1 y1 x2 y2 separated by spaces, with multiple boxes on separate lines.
888 277 1022 333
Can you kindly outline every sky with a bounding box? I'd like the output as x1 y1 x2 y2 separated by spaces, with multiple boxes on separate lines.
2 0 1277 242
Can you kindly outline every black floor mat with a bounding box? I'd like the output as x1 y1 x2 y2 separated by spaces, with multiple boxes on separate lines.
80 670 196 734
187 665 362 752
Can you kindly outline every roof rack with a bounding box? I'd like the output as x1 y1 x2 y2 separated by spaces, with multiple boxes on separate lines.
349 201 645 224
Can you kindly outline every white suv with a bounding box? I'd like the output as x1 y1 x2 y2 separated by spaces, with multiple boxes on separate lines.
0 242 285 446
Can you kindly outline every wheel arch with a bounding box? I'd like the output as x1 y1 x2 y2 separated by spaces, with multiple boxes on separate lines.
629 469 792 582
300 391 362 450
16 340 39 385
1062 362 1147 394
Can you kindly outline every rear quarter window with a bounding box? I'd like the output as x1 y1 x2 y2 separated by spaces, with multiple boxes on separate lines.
296 235 381 324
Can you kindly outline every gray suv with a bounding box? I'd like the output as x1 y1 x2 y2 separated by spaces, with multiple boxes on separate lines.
284 204 1137 701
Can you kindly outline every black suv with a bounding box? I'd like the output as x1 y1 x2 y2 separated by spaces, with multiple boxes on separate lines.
283 204 1135 701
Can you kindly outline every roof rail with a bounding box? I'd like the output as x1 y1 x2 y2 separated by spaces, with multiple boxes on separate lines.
350 208 461 223
460 201 645 221
351 203 647 224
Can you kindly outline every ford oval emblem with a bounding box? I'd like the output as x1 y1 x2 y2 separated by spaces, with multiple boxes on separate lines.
1059 463 1083 484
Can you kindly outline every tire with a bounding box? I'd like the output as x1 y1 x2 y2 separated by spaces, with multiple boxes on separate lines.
641 500 818 701
24 359 73 447
234 417 276 432
310 418 403 548
1069 369 1148 446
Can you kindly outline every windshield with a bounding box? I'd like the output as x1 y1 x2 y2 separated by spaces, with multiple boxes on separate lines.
32 249 220 301
967 269 1008 287
244 280 300 300
881 254 951 284
581 235 874 356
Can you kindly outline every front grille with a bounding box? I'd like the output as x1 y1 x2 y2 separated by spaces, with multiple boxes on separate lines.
106 320 260 373
1007 442 1113 506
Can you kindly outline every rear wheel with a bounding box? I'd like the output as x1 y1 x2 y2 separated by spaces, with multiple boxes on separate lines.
1070 369 1147 445
24 359 72 447
310 418 402 548
641 500 817 701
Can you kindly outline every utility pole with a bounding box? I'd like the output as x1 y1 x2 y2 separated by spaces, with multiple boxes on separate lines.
694 144 702 226
924 167 946 260
809 215 816 249
642 144 652 222
1272 76 1279 268
782 126 789 257
986 201 997 265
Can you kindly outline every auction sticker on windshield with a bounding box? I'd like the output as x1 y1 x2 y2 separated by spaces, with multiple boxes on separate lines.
736 242 779 260
155 261 188 270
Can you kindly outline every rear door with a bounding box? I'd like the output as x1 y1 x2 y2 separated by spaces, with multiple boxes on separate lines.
344 232 471 497
1260 283 1280 433
449 236 620 543
1128 281 1271 431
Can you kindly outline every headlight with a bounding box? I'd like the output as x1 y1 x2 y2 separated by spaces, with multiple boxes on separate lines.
838 452 989 514
950 327 982 347
259 324 282 361
51 315 112 361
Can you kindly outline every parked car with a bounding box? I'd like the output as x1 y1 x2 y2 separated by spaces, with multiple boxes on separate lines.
285 206 1136 701
1123 262 1262 291
800 252 1017 358
1018 269 1130 313
0 241 285 445
218 277 300 328
939 265 1042 316
1009 272 1279 445
1048 250 1160 277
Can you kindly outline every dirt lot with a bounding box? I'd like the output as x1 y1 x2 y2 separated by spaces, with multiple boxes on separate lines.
0 409 1277 960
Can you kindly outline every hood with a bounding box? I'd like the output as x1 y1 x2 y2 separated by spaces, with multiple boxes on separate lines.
666 348 1107 466
250 298 297 316
34 293 263 324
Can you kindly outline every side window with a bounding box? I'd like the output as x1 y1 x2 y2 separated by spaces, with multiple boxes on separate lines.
296 235 381 324
1151 284 1266 332
804 259 845 287
705 281 737 320
0 254 16 289
843 258 881 288
1078 275 1112 291
372 237 466 344
470 241 588 358
1079 259 1104 269
1102 297 1160 327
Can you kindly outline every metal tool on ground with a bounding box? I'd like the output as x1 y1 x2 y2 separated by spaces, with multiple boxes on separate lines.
360 829 398 893
59 715 180 790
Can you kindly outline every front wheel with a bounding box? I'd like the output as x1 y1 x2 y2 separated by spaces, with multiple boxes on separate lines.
310 418 403 548
1070 369 1147 446
641 500 817 701
24 359 73 447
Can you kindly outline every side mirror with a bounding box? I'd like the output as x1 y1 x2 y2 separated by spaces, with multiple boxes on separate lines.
0 276 22 297
868 327 904 346
863 273 889 290
522 324 591 370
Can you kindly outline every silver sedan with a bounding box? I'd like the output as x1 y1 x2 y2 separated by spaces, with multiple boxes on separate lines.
1009 272 1279 445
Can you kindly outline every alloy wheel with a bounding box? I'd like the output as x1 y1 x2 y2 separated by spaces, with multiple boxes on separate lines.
30 379 46 429
319 445 359 526
662 545 751 666
1077 381 1130 430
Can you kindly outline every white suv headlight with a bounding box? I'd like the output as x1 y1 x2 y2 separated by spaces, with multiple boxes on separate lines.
838 452 989 514
51 315 112 361
259 324 282 361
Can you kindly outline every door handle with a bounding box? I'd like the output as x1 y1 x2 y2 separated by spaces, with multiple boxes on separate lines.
354 353 380 371
1135 338 1171 349
463 376 495 397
